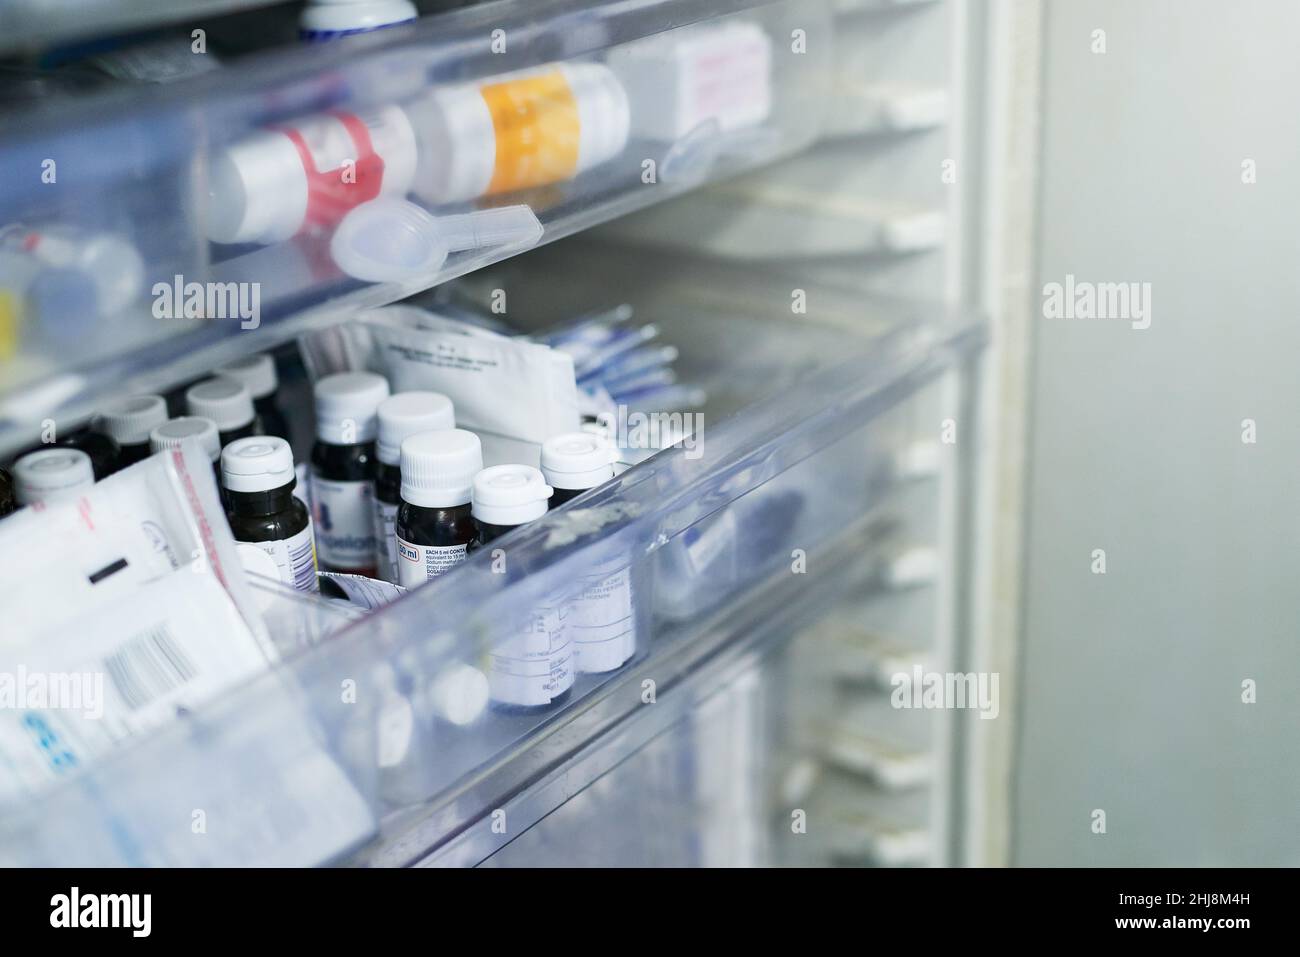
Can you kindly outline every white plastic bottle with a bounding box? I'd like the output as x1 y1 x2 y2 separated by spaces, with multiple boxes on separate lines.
406 62 630 204
299 0 417 42
372 392 456 582
204 105 418 245
11 448 94 506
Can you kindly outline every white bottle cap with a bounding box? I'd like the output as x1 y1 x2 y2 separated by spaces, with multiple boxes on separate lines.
300 0 417 34
222 436 297 494
95 394 168 446
376 391 455 465
12 448 94 505
217 353 278 400
186 377 256 433
151 417 221 463
400 429 482 508
314 372 391 445
471 464 553 527
540 431 618 490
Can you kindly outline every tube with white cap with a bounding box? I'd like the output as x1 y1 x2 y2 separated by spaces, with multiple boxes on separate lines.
541 432 636 674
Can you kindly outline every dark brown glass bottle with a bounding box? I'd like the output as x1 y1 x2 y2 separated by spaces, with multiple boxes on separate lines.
309 372 390 576
0 467 17 517
96 394 168 469
471 464 570 713
393 429 481 587
56 428 121 480
224 436 318 593
186 377 259 448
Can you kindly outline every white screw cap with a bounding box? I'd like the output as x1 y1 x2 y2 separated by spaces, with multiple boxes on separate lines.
540 431 618 491
96 394 168 446
222 436 297 494
186 377 255 432
151 417 221 463
377 391 455 465
313 372 390 445
399 429 481 508
471 464 553 527
12 448 94 505
217 353 278 400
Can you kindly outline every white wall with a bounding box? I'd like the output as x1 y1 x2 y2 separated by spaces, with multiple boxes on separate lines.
1014 0 1300 865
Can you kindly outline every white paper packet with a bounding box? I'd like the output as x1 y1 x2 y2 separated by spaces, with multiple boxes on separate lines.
300 305 581 445
0 445 274 800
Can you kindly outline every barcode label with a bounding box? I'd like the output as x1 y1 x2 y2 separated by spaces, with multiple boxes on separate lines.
104 624 197 710
288 525 318 593
238 524 319 594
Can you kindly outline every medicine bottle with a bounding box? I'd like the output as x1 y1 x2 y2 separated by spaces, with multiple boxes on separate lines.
222 436 318 593
541 433 635 675
217 353 291 441
310 371 390 575
186 377 258 447
407 63 630 204
471 464 574 710
56 428 121 480
96 394 168 468
299 0 417 42
11 448 95 506
394 429 480 588
150 416 223 485
0 467 14 517
540 431 617 506
372 391 455 582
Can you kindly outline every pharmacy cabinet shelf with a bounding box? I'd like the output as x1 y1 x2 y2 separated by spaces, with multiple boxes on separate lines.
0 0 833 455
0 1 282 55
0 263 984 866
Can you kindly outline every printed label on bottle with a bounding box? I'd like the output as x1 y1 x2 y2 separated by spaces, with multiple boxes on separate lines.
480 70 580 195
372 498 399 583
568 563 634 673
395 536 467 587
489 605 574 707
310 474 375 571
238 523 319 593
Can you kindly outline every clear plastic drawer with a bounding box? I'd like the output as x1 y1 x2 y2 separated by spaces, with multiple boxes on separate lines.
0 0 833 455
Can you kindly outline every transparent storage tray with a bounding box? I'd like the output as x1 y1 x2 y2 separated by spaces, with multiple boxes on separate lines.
0 0 833 453
0 254 984 866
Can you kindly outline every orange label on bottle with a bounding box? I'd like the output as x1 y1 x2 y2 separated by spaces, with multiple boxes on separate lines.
480 70 580 195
